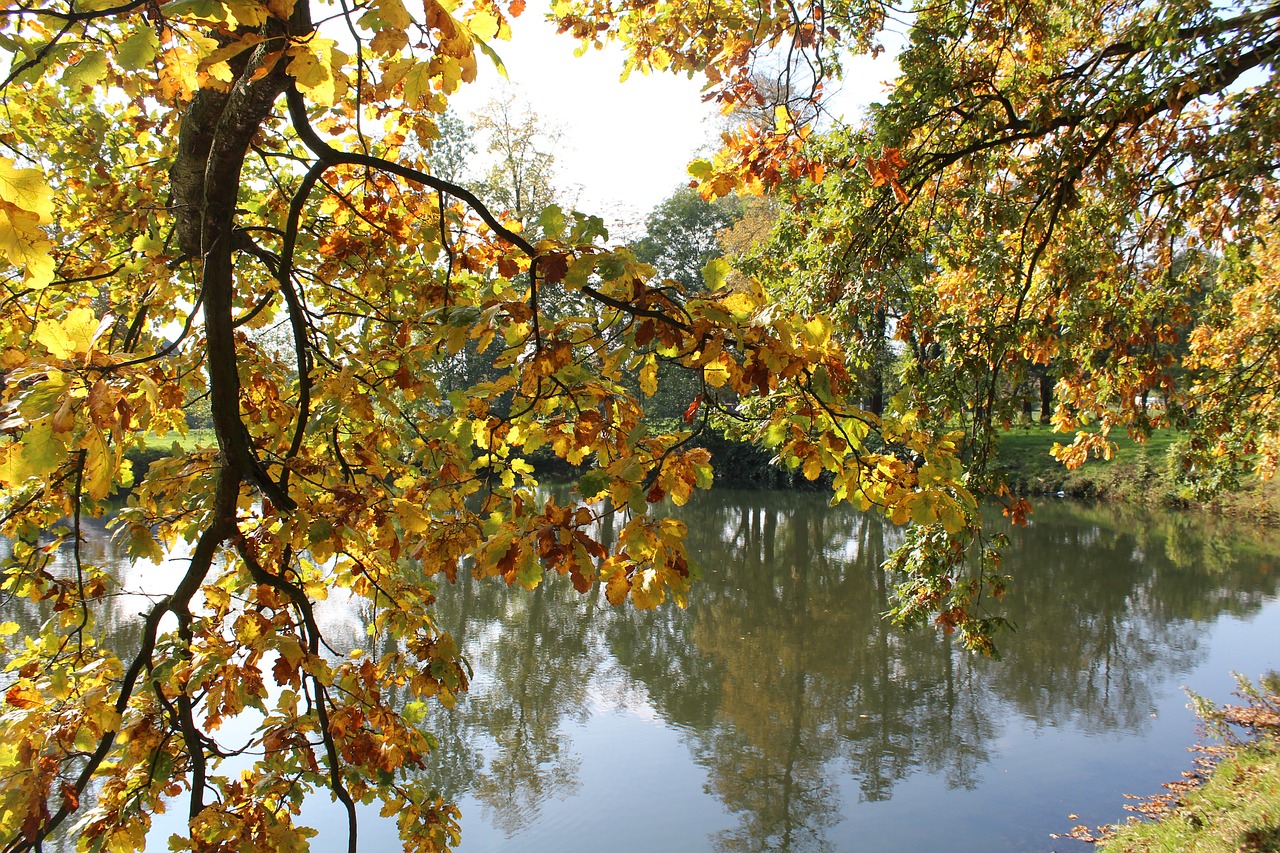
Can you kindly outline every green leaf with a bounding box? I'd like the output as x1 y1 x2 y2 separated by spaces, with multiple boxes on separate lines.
577 469 609 500
115 29 160 70
811 364 832 402
702 257 730 291
537 204 566 240
158 0 225 17
474 36 508 79
687 159 713 180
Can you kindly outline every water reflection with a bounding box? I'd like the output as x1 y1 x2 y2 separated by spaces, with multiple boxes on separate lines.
425 494 1280 851
9 496 1280 852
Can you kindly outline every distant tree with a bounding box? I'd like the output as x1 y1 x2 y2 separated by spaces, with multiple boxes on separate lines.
473 95 563 233
633 186 743 292
426 109 476 184
627 188 744 421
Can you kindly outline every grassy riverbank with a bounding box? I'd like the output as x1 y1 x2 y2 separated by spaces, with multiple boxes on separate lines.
995 424 1280 522
1097 678 1280 853
130 424 1279 520
1101 741 1280 852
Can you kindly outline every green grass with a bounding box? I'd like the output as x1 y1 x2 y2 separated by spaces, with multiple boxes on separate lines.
122 429 216 482
993 423 1179 500
993 423 1280 520
996 423 1179 463
144 428 215 452
1101 740 1280 852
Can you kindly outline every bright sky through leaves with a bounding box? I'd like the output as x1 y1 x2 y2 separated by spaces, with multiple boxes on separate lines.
448 2 900 235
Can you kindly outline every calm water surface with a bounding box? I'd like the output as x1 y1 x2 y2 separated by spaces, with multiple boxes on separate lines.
18 492 1280 852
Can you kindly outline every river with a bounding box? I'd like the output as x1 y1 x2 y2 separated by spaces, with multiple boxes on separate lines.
13 491 1280 852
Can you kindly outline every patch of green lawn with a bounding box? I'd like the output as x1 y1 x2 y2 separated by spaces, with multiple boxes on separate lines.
996 423 1178 465
1101 740 1280 852
144 428 216 452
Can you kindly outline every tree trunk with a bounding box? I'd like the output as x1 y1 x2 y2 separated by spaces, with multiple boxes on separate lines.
1039 370 1054 424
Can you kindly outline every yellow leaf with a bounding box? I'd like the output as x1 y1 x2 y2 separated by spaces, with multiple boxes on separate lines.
287 38 336 106
802 316 831 347
908 493 938 525
638 356 657 396
0 157 54 222
375 0 413 29
402 61 436 105
0 419 66 487
468 7 499 40
33 306 101 359
394 499 431 533
81 426 113 500
630 568 665 609
0 159 55 287
937 500 966 534
127 523 165 563
198 34 265 72
802 453 823 481
61 50 109 89
701 257 730 291
721 291 758 321
225 0 269 26
50 396 75 435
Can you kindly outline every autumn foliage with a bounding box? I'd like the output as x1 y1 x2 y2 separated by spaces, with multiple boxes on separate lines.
1 0 1278 849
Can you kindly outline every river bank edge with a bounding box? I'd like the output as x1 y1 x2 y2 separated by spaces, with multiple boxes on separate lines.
122 422 1280 517
995 427 1280 524
128 426 1280 521
1088 679 1280 853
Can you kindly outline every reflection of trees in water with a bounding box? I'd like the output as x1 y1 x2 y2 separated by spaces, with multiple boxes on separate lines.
693 504 843 853
423 573 600 835
605 494 998 851
10 496 1280 850
605 493 1280 852
1 516 143 665
987 502 1280 733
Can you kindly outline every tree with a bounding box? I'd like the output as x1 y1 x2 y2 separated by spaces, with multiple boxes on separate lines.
425 109 476 185
688 0 1280 640
0 0 988 850
629 187 743 420
17 0 1273 847
732 0 1280 470
472 94 563 234
633 187 742 293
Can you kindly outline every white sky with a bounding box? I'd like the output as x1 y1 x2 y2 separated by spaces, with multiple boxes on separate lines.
448 7 902 239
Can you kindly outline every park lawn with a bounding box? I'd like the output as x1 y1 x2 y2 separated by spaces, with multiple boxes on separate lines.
996 423 1179 464
994 423 1280 520
144 428 216 452
994 423 1179 498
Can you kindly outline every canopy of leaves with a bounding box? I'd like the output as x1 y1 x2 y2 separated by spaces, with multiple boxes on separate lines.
735 0 1280 481
8 0 1273 849
0 0 986 849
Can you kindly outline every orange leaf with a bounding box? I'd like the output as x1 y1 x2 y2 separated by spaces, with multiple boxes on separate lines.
683 394 702 424
6 684 42 709
59 782 80 813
